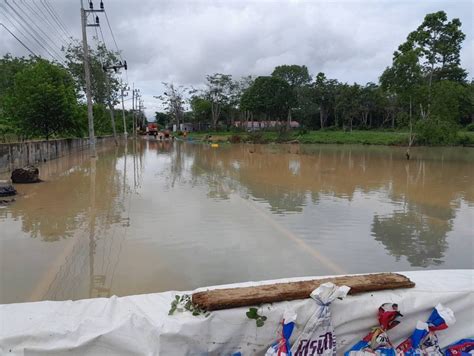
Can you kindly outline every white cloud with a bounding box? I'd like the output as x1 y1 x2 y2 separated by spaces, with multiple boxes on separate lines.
1 0 473 118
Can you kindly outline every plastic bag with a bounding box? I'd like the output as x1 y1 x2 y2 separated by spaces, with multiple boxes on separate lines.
443 338 474 355
291 282 350 356
396 304 455 355
265 311 297 356
345 303 403 356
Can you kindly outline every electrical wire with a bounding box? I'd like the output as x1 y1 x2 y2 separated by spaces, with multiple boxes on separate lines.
0 3 43 55
42 0 75 42
29 0 71 47
3 1 63 63
94 25 105 66
12 0 66 61
103 9 122 60
0 22 38 57
103 5 128 83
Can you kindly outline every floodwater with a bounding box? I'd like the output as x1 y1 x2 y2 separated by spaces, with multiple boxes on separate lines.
0 140 473 304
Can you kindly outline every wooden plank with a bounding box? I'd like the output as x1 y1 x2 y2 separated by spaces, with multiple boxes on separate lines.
192 273 415 311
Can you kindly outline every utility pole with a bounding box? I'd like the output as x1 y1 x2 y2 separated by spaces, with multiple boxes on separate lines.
102 65 128 142
103 71 118 145
121 83 129 138
136 90 141 131
131 87 140 137
132 84 135 138
108 101 118 145
81 0 104 156
81 0 96 156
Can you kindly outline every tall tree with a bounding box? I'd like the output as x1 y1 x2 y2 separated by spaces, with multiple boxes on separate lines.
271 65 311 88
406 11 466 85
155 112 170 127
3 60 80 140
64 42 121 106
380 48 423 120
190 96 212 124
0 55 35 140
240 76 295 121
157 83 187 129
272 65 311 129
394 10 467 123
205 73 234 130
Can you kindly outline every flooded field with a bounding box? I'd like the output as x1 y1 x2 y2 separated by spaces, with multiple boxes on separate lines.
0 140 473 304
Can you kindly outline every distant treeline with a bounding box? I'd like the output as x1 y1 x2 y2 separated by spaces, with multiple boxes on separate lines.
157 11 473 145
0 42 136 143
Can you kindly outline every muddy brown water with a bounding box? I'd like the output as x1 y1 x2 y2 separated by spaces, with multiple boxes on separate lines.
0 140 473 304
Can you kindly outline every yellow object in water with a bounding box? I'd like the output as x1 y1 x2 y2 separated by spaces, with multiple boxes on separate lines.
211 144 219 148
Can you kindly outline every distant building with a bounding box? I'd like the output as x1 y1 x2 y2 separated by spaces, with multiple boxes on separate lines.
173 123 195 132
233 121 300 130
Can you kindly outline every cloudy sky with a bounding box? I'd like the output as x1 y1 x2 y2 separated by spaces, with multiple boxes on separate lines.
1 0 473 118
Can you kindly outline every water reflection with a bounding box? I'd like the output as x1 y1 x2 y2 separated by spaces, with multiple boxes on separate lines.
0 140 472 303
0 147 125 242
42 141 145 301
176 143 473 267
372 205 451 267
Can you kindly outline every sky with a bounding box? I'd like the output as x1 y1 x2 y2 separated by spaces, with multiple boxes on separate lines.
1 0 473 118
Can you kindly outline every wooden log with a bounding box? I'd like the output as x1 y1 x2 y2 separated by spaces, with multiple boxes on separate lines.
192 273 415 311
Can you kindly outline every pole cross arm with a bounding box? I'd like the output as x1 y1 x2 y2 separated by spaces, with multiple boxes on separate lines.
103 61 128 72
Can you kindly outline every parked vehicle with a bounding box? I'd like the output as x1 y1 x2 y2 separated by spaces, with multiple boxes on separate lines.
146 123 159 136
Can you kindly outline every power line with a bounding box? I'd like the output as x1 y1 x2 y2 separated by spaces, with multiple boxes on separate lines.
0 3 44 55
101 6 128 84
2 1 63 63
42 0 74 41
29 0 71 47
103 9 122 60
0 22 38 57
4 0 64 64
12 0 66 61
98 24 108 53
94 25 106 66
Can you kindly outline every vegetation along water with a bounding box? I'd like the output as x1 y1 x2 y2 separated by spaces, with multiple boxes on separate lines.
1 11 473 146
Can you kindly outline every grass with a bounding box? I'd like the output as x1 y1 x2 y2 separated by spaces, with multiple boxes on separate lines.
188 130 410 145
187 130 474 146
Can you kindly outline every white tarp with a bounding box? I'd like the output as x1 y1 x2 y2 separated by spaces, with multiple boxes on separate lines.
1 270 473 355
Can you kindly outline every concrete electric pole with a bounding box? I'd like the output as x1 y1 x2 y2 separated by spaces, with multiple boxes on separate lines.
121 83 129 138
81 0 103 156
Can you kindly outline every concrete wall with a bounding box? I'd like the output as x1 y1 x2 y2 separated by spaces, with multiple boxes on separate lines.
0 136 114 173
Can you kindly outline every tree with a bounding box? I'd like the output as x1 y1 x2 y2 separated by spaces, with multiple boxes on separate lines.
4 60 80 139
271 65 311 88
157 83 187 128
272 65 311 129
335 83 362 131
190 96 212 124
395 10 467 122
155 112 170 127
406 11 466 85
381 48 424 122
240 76 295 121
205 73 234 130
64 42 121 106
0 55 38 141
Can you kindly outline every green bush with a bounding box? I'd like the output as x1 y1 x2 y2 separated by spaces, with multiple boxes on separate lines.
297 127 309 135
457 134 470 146
415 118 458 145
276 130 292 143
230 126 245 133
229 134 242 143
466 123 474 132
245 131 266 143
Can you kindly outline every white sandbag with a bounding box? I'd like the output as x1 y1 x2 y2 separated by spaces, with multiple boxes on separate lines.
0 270 473 355
291 283 350 355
